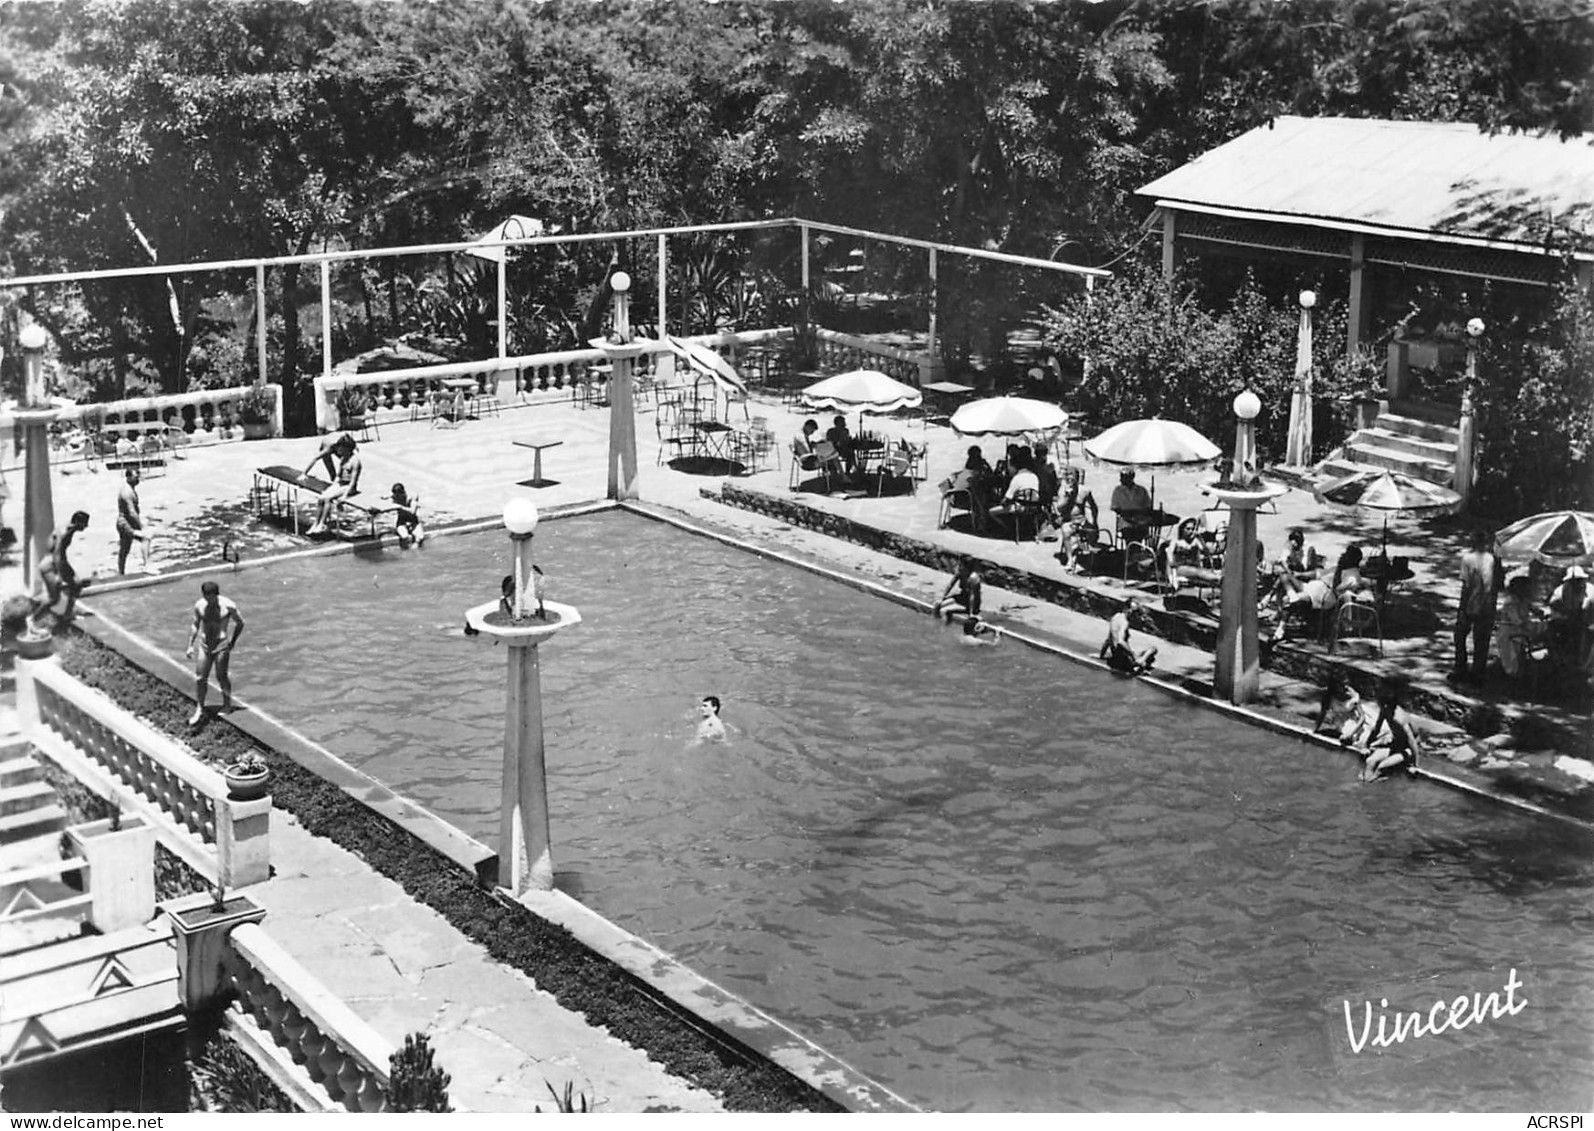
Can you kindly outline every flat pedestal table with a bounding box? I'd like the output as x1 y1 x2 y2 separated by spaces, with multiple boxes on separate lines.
513 440 564 488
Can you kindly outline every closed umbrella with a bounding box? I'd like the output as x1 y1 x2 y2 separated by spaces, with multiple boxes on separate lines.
666 336 746 397
950 396 1066 437
1492 510 1594 568
1313 469 1462 551
1284 297 1314 467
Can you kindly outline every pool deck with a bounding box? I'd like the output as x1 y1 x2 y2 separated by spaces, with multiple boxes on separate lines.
4 385 1591 1111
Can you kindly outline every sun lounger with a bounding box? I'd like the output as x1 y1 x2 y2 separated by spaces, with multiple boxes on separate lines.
251 465 393 539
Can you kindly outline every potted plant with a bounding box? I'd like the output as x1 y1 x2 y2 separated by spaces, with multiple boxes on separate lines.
223 750 271 801
334 383 370 431
237 385 275 440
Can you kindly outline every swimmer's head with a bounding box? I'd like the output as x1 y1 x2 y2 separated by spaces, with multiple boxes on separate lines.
963 616 982 636
200 580 220 601
701 695 721 717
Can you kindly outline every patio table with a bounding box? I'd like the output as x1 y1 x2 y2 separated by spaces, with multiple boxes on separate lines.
512 439 564 488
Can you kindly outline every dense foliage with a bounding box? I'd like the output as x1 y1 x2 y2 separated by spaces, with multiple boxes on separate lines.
0 0 1588 485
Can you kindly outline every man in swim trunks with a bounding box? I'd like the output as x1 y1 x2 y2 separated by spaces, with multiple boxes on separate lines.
303 432 353 483
116 467 145 574
306 435 361 536
33 510 91 626
185 580 245 726
1100 598 1157 674
934 558 983 623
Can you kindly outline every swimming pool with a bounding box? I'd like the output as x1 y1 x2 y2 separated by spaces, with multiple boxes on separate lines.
92 510 1594 1111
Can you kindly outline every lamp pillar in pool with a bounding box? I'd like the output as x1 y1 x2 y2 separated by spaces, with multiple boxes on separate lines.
1209 390 1288 705
16 324 57 595
592 270 644 501
464 500 582 898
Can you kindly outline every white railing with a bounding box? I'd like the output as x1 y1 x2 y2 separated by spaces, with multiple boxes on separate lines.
15 658 270 887
2 384 283 454
223 922 395 1113
811 328 930 385
309 326 793 430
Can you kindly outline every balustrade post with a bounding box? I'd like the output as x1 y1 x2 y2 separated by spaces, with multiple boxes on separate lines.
67 815 155 932
217 795 273 887
164 892 267 1013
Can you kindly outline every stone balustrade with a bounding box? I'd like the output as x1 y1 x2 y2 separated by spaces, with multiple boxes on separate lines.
15 658 269 888
3 384 283 452
223 922 393 1113
811 328 929 385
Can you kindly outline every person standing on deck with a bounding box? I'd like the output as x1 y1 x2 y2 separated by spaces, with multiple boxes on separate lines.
1452 528 1503 685
186 580 244 727
116 467 145 574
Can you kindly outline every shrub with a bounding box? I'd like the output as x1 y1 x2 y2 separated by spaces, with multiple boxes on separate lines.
386 1033 452 1113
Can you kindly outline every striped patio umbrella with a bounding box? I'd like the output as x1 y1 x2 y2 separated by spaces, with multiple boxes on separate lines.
1313 469 1462 550
1492 510 1594 567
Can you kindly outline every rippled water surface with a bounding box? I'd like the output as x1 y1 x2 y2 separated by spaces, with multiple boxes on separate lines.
93 511 1594 1111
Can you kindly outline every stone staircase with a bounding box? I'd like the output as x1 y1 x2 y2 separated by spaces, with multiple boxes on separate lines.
1316 400 1460 486
0 737 66 860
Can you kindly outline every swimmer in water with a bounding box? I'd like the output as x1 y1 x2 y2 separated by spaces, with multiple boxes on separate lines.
694 694 727 744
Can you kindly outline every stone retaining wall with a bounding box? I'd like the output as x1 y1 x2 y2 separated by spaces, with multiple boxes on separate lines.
713 484 1583 748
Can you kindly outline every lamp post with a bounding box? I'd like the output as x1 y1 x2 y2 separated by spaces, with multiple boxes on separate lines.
464 500 581 899
590 271 645 501
1284 290 1315 469
1209 390 1288 705
1455 317 1484 511
16 324 57 595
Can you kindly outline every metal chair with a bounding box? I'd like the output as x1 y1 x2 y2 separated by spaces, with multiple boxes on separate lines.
790 441 834 492
1331 599 1383 656
874 449 915 496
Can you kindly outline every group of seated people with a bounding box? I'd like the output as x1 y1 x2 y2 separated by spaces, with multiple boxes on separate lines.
1495 561 1594 693
793 415 922 488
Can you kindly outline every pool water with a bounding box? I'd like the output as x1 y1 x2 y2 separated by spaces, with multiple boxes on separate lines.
92 510 1594 1112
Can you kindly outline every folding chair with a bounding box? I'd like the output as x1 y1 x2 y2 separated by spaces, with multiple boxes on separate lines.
1331 599 1383 656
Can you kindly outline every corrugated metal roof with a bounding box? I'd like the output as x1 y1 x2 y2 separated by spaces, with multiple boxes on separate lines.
1137 116 1594 254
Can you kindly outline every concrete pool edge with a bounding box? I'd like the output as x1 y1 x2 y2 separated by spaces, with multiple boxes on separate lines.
507 887 922 1114
620 498 1594 834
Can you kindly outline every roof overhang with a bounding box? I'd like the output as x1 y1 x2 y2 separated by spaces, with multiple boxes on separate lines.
1153 199 1594 263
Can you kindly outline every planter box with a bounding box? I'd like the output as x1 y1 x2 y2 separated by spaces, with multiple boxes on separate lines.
164 892 268 1011
241 421 272 441
66 815 156 931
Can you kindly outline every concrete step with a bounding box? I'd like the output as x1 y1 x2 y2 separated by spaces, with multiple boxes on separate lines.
1376 411 1461 444
1342 441 1455 484
1388 399 1463 428
0 736 32 762
0 780 57 818
0 803 66 845
0 754 41 788
1355 426 1458 462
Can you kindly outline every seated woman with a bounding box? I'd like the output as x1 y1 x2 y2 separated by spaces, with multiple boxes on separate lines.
1164 517 1222 594
1315 674 1376 747
1496 574 1545 681
1269 545 1368 642
1547 564 1593 669
1353 677 1422 782
1054 469 1100 574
